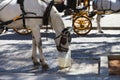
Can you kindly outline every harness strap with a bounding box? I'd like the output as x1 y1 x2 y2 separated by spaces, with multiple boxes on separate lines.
0 14 43 26
17 0 54 27
17 0 26 28
43 1 54 25
0 0 55 30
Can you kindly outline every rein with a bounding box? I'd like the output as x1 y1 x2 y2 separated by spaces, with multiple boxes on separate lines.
0 13 43 26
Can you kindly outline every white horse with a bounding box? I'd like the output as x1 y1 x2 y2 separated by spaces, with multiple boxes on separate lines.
0 0 71 70
92 0 120 33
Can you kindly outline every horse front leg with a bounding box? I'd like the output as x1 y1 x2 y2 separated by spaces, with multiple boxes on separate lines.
38 42 49 70
96 14 103 33
32 35 40 66
32 27 49 70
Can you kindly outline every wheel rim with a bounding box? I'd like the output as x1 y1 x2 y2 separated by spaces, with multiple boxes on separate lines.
14 28 32 35
73 16 92 35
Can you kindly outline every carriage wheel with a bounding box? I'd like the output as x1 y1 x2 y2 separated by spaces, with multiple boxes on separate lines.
73 16 92 35
14 28 32 35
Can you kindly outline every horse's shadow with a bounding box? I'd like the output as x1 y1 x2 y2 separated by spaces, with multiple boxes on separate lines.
71 32 120 64
0 32 32 40
0 30 120 74
72 32 120 38
0 53 59 74
0 30 56 40
1 29 120 40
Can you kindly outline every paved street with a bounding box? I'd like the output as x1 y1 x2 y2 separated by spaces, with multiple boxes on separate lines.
0 14 120 79
0 30 120 80
0 0 120 80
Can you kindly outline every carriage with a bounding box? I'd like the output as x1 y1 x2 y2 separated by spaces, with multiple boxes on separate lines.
73 0 120 35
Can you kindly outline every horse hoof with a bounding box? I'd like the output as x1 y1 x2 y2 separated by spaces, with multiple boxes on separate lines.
98 31 104 33
34 62 40 66
42 64 49 71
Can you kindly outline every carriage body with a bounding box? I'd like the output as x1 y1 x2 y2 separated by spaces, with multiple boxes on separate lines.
92 0 120 33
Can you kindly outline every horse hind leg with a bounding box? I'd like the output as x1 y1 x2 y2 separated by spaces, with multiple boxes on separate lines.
96 14 104 33
32 28 49 70
32 36 40 67
38 41 49 70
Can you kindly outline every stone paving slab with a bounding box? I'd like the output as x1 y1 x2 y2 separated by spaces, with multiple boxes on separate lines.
58 57 100 75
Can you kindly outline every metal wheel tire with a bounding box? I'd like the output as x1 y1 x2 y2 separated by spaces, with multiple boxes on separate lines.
73 16 92 35
14 28 32 35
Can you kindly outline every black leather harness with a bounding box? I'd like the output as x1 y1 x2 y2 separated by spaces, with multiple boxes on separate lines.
17 0 54 27
0 0 54 29
17 0 26 28
43 0 54 25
